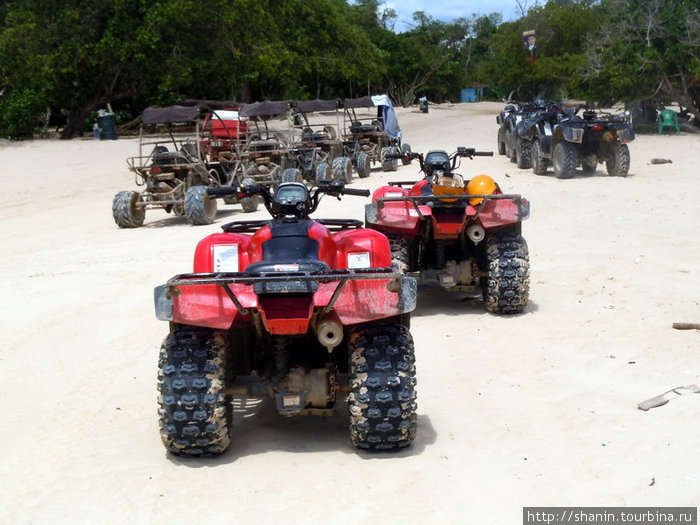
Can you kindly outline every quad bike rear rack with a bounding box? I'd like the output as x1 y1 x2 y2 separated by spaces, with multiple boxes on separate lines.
157 268 413 319
374 193 530 221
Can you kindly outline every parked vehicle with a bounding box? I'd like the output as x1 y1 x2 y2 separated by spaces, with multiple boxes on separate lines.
341 95 411 177
154 179 418 455
521 105 635 178
112 104 255 228
365 147 530 314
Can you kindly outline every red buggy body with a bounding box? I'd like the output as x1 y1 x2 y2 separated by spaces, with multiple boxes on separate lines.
155 181 418 456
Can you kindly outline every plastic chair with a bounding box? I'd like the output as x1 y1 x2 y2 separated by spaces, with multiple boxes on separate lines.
658 109 680 134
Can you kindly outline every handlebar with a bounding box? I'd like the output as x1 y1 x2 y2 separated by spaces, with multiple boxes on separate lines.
341 187 371 197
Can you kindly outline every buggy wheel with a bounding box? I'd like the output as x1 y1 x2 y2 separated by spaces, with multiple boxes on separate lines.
606 143 630 177
112 190 145 228
497 128 506 155
357 152 371 178
157 328 231 456
239 177 258 212
386 233 410 273
380 147 399 172
348 322 417 450
316 162 331 183
184 185 217 225
332 156 353 184
532 139 548 175
401 143 412 165
281 168 303 183
516 138 532 169
552 141 577 179
483 232 530 314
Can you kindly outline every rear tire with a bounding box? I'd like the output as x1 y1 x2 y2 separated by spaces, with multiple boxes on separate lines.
381 147 399 172
348 323 417 450
112 190 145 228
332 156 353 184
484 232 530 314
497 128 506 155
185 185 217 225
387 233 410 273
606 143 630 177
157 328 231 456
316 162 331 183
516 138 532 169
552 141 577 179
357 152 370 178
532 139 548 175
281 168 303 183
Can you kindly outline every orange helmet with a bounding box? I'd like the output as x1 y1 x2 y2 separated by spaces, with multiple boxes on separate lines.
432 172 465 202
466 175 497 205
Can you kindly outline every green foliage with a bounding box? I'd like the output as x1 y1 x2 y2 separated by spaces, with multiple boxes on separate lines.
0 0 697 138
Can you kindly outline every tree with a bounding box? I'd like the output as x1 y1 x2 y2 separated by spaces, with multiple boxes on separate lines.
580 0 700 118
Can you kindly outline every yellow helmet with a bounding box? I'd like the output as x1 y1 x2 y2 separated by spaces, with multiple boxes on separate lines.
466 175 497 205
432 172 465 202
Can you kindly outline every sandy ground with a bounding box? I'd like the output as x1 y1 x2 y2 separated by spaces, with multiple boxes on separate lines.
1 102 698 524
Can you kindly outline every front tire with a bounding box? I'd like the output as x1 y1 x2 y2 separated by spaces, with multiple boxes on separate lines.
185 186 217 225
483 232 530 314
532 139 548 175
112 190 145 228
606 143 630 177
348 323 417 450
505 129 516 163
552 141 577 179
157 328 231 456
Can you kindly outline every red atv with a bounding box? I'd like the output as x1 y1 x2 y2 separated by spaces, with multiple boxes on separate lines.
154 179 418 455
365 147 530 314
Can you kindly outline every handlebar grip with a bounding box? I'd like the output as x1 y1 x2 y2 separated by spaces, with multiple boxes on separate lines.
207 187 239 197
473 151 494 157
342 188 371 197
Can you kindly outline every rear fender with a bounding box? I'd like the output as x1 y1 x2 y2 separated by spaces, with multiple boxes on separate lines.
314 276 417 325
333 228 392 269
365 201 422 234
473 197 529 229
194 233 252 273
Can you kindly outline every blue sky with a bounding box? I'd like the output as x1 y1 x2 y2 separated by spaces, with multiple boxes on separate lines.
385 0 523 32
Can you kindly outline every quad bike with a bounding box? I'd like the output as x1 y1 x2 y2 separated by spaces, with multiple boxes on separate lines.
522 105 635 178
341 95 411 178
112 104 256 228
154 179 418 455
498 100 561 169
365 147 530 314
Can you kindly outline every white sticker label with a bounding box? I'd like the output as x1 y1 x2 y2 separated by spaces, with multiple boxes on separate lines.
213 245 239 272
408 209 419 217
347 252 371 269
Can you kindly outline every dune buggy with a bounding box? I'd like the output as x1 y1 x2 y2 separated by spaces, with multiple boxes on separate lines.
112 104 256 228
365 147 530 314
341 95 411 177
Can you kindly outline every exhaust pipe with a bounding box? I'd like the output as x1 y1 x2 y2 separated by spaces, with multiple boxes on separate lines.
317 312 343 351
467 224 486 244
